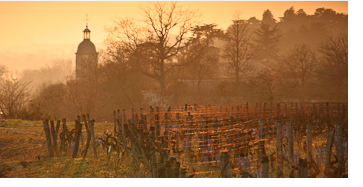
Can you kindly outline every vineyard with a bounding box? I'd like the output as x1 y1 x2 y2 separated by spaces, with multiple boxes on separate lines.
1 102 348 178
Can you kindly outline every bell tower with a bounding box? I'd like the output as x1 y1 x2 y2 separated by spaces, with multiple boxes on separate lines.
75 15 98 80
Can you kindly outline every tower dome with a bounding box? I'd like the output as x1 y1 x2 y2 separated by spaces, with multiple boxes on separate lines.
76 24 98 80
77 39 96 54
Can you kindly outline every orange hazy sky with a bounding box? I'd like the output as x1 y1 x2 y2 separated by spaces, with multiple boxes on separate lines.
0 1 348 71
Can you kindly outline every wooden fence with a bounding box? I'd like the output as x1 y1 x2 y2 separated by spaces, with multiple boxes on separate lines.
42 102 348 178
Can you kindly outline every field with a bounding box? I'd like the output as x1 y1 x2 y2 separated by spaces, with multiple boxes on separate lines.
0 120 143 178
0 103 348 178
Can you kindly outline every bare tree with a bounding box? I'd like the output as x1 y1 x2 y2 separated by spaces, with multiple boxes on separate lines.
0 76 30 119
224 14 254 82
279 44 317 102
106 2 197 95
317 34 348 101
31 83 67 119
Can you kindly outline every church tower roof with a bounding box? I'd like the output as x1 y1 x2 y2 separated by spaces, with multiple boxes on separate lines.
76 25 96 54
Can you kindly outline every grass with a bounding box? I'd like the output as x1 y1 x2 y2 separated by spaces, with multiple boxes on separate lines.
0 119 148 178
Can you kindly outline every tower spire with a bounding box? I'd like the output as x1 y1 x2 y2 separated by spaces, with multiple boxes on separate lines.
85 14 89 28
83 14 91 40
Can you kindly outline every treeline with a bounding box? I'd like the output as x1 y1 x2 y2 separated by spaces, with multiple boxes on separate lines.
0 2 347 120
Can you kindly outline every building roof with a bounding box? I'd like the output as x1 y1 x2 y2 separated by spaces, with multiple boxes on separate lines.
77 39 96 54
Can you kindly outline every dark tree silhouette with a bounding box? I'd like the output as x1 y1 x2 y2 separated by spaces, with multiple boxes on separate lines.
106 2 196 95
224 16 253 82
253 22 281 65
317 34 348 101
279 44 317 102
262 9 277 26
181 24 222 88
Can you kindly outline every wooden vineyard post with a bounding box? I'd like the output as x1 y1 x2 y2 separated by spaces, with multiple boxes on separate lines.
60 118 66 154
140 108 144 129
83 115 91 159
50 121 58 156
258 118 269 178
127 120 141 171
165 157 180 178
72 120 82 158
89 119 97 158
176 113 180 153
56 120 60 135
221 151 231 178
164 113 169 138
246 102 250 120
298 158 308 178
180 168 186 178
43 120 53 157
117 110 127 155
324 128 335 177
156 107 160 142
149 126 158 178
198 114 203 149
187 112 192 152
307 123 313 169
227 116 233 151
113 110 117 136
261 156 269 178
276 104 283 178
335 122 344 177
287 120 294 173
131 108 135 124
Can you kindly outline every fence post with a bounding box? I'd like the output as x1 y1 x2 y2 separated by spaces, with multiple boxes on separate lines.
89 119 97 158
150 127 158 177
258 118 268 177
287 120 294 172
60 118 66 154
307 123 313 172
259 118 269 178
298 158 307 178
56 120 60 135
276 103 283 177
261 155 269 178
50 121 58 156
83 115 91 159
117 110 127 156
246 102 249 120
335 122 344 177
43 120 53 157
227 116 233 151
324 128 335 177
165 157 180 178
164 113 169 137
72 120 82 158
221 151 231 178
187 112 192 152
155 108 160 145
176 113 180 153
180 168 187 178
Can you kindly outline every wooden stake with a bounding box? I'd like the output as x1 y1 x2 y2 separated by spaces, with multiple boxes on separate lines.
43 120 53 157
221 151 231 178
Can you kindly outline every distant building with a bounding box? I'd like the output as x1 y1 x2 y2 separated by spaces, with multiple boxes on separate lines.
75 24 98 80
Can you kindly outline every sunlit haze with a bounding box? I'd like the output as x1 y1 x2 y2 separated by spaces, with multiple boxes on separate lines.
0 1 347 72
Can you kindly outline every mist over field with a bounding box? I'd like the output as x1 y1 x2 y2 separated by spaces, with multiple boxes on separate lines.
0 1 347 121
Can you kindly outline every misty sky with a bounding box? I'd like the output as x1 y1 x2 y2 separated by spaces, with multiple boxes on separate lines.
0 1 348 72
